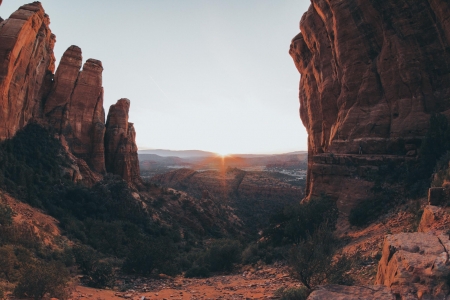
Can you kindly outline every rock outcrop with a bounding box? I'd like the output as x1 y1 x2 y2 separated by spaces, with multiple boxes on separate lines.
105 99 142 187
0 3 142 187
376 232 450 299
290 0 450 207
307 284 395 300
0 2 55 139
44 46 106 174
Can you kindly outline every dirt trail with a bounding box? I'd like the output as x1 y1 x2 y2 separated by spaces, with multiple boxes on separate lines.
72 264 300 300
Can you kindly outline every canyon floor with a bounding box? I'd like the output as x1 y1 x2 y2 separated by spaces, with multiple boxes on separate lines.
72 263 300 300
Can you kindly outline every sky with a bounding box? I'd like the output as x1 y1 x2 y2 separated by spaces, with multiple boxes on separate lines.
1 0 310 155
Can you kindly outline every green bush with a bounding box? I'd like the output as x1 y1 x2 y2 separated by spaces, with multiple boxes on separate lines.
73 245 115 288
14 261 70 300
266 195 338 246
241 241 284 265
208 239 242 272
274 287 310 300
0 245 19 281
122 236 179 276
88 260 115 288
184 265 210 278
0 202 13 226
348 186 396 227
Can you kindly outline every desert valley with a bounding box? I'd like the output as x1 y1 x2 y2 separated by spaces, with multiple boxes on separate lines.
0 1 450 300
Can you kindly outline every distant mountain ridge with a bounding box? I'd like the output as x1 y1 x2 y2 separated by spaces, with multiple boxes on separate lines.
138 149 217 158
138 149 307 158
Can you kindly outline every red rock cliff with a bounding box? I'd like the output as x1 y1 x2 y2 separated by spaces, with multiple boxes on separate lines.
290 0 450 203
0 2 142 187
44 46 106 174
0 2 55 139
105 99 142 187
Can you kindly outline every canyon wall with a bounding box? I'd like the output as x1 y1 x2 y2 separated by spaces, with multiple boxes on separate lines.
0 2 141 187
290 0 450 210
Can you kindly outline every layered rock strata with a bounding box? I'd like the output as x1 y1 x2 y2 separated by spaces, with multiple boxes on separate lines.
105 99 142 187
0 3 141 187
290 0 450 205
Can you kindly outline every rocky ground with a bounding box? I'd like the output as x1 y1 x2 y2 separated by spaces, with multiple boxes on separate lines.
71 263 300 300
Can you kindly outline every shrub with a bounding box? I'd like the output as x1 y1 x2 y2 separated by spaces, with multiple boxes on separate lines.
241 241 284 265
184 265 210 278
348 186 396 227
88 260 115 288
266 195 338 246
274 286 310 300
289 223 337 290
326 254 355 286
14 261 70 300
72 245 115 288
0 245 19 281
123 237 179 276
0 202 13 226
208 239 242 272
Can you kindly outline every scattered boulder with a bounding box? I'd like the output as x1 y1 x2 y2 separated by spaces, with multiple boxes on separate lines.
375 232 450 299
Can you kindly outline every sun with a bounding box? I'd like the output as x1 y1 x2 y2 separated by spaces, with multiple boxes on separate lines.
215 152 229 158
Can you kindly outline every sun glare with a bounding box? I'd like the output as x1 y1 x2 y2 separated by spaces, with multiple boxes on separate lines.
216 152 229 158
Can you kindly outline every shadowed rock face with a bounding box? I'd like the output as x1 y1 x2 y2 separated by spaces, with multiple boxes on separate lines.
290 0 450 202
0 2 55 139
105 99 142 187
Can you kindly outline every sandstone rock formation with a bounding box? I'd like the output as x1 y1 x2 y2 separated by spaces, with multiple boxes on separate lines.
290 0 450 207
44 46 106 174
376 232 450 299
0 2 55 139
307 284 395 300
0 2 142 187
105 99 141 187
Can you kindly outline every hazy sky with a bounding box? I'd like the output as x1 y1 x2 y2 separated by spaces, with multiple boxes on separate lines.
1 1 310 155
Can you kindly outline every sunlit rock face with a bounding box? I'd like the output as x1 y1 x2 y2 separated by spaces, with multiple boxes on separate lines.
105 99 142 187
0 2 55 140
0 2 142 187
290 0 450 207
44 46 106 174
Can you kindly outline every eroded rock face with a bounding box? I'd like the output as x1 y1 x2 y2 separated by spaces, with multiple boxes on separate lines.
105 99 141 187
307 284 395 300
44 47 106 174
0 2 55 140
290 0 450 205
0 3 142 186
376 232 450 299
